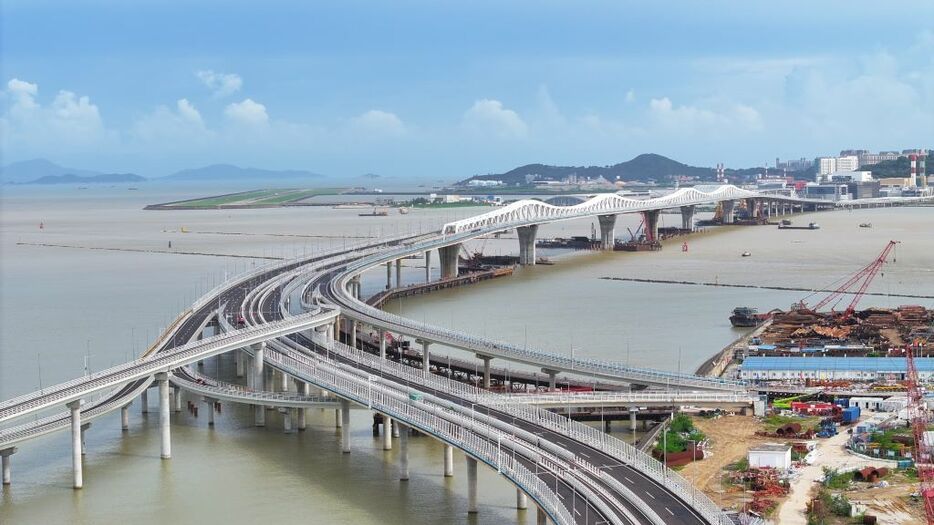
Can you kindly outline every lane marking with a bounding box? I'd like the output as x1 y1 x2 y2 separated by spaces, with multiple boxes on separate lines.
624 476 634 484
558 492 565 500
665 507 675 516
579 452 591 458
644 491 656 500
574 508 582 516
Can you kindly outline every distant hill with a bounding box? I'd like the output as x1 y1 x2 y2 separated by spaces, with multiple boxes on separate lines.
862 153 933 179
21 173 147 185
160 164 325 182
1 159 104 184
458 153 808 186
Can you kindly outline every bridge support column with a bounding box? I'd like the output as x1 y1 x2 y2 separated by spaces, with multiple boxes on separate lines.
283 409 293 433
439 244 460 279
517 225 538 266
354 276 362 300
643 210 660 242
477 354 492 389
235 350 244 378
444 444 454 477
386 261 392 289
172 386 181 413
204 398 216 426
399 423 410 480
542 369 558 391
253 342 265 427
466 456 478 514
121 405 129 431
157 372 171 459
0 447 15 485
421 341 431 377
597 214 617 250
340 400 351 453
298 382 309 431
395 259 402 288
516 488 528 510
280 370 289 392
630 408 637 433
351 320 358 348
379 329 386 359
537 506 547 525
68 400 83 489
425 250 431 282
681 205 696 231
721 200 736 224
383 416 392 450
140 388 148 414
335 407 342 428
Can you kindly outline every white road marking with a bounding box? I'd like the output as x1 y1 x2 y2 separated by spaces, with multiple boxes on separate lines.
558 492 565 500
665 507 675 516
624 476 634 484
644 491 656 500
579 452 591 458
574 508 582 516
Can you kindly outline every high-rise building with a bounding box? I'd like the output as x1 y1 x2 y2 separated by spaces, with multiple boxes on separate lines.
835 155 859 172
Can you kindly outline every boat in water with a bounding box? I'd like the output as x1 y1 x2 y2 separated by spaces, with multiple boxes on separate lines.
729 306 771 327
778 222 820 230
859 222 872 228
741 251 751 257
398 207 410 215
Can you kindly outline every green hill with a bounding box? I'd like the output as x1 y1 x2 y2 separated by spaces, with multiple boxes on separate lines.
861 153 933 179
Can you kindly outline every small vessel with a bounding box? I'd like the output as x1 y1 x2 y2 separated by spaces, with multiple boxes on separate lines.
730 306 770 327
359 207 389 217
780 219 792 226
859 223 872 228
741 251 751 257
398 207 410 215
778 222 820 230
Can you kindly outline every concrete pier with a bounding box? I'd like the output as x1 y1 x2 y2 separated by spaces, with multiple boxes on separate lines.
351 320 358 348
537 507 547 525
80 423 89 455
298 381 309 430
253 342 266 427
68 400 83 489
341 400 351 453
680 205 696 231
283 409 293 433
424 250 431 282
466 456 478 513
205 398 216 426
235 350 244 378
383 416 392 450
422 341 431 378
477 354 492 389
395 259 402 288
121 405 129 431
386 261 392 289
630 408 638 432
597 214 616 250
439 244 460 279
721 200 736 224
517 488 528 510
0 447 15 485
643 209 661 242
140 388 148 414
399 423 410 480
157 372 171 459
542 369 558 391
517 225 538 266
443 444 454 477
172 386 182 412
336 407 343 428
379 329 387 359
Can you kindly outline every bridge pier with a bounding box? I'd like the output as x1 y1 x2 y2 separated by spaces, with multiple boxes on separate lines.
121 404 129 431
335 407 342 428
395 259 402 288
386 261 392 289
68 400 83 489
172 386 182 413
399 423 410 480
597 214 616 250
0 447 15 485
379 329 386 359
477 354 492 389
680 205 695 231
422 341 431 378
353 276 362 300
383 416 392 450
235 350 244 378
721 200 735 224
466 456 478 514
253 342 266 427
537 506 547 525
157 372 171 459
341 399 351 453
439 244 460 279
80 423 90 455
283 409 293 433
351 320 358 348
643 210 660 242
516 488 528 510
140 388 148 414
444 444 454 477
204 398 216 426
630 408 638 433
542 369 558 391
298 381 309 430
424 250 431 282
517 225 538 266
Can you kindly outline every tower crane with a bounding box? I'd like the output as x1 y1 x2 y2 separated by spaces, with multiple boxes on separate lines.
905 341 934 523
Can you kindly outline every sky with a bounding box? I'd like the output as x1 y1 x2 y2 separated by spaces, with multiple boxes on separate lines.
2 0 933 179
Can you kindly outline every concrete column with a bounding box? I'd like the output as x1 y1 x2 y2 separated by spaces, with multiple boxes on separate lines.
341 399 351 453
399 423 410 481
0 448 15 485
543 369 558 391
516 488 528 510
140 388 148 414
477 354 492 389
642 210 661 242
353 276 361 300
172 386 181 412
333 316 341 341
351 320 358 348
280 370 289 392
206 399 215 426
68 400 83 489
424 250 431 282
81 423 89 455
298 406 306 431
379 329 387 359
253 342 266 427
157 372 171 459
383 416 392 450
721 200 736 224
386 261 392 289
444 444 454 477
630 408 637 433
121 405 129 431
537 507 547 525
517 225 538 266
439 244 460 279
235 350 244 378
283 409 293 433
466 456 478 513
597 214 617 250
422 341 431 378
335 408 343 428
680 205 696 231
395 259 402 288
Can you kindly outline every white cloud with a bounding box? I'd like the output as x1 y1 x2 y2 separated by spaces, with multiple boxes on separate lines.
348 109 406 137
625 89 636 103
463 99 528 139
648 96 762 133
196 70 243 97
132 98 209 144
176 98 203 126
224 98 268 126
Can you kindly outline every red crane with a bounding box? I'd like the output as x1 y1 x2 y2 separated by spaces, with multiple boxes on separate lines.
804 240 899 318
905 342 934 523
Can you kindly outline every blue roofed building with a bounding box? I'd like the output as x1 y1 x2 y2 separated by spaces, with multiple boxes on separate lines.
739 357 934 381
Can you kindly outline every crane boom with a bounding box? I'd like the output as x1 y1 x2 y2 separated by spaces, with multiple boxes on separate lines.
809 240 899 316
905 344 934 523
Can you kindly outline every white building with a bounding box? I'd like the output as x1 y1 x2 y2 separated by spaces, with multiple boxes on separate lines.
817 155 859 182
830 170 873 183
467 179 502 187
748 443 792 470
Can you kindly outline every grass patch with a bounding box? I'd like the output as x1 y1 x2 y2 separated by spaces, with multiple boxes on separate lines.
762 413 821 433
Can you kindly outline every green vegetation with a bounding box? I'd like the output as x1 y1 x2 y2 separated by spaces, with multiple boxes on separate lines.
152 188 343 209
762 413 821 433
403 197 487 209
862 152 934 179
869 428 913 456
821 467 853 490
724 458 748 471
655 414 705 454
806 489 852 525
250 188 342 205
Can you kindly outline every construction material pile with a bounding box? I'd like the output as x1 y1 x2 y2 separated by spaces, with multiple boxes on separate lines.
726 468 789 515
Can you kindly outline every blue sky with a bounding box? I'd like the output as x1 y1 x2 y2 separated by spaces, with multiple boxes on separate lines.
2 1 933 179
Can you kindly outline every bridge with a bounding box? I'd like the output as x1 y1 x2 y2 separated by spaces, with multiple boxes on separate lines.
12 187 900 523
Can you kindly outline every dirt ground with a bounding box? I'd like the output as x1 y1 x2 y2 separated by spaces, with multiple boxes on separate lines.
678 414 774 510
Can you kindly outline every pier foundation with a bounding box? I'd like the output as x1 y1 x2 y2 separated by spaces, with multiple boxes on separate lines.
680 205 696 231
439 244 460 279
399 423 410 480
517 225 538 266
341 400 351 453
466 456 478 513
68 400 83 488
516 489 528 510
157 372 171 459
253 342 266 427
597 214 617 250
444 444 454 477
0 447 15 485
121 405 129 431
